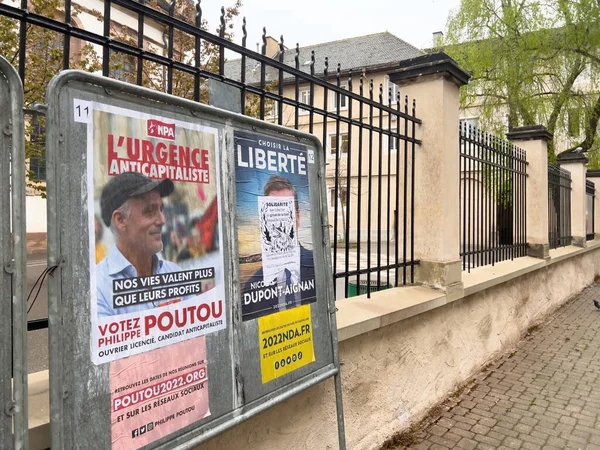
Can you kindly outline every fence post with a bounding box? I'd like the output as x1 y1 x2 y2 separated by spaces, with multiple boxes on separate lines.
558 151 588 247
388 53 469 300
506 126 551 259
587 170 600 240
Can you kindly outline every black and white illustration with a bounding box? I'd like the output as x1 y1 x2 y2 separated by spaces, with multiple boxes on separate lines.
258 196 301 285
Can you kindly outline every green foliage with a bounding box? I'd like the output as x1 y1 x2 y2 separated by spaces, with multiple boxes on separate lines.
444 0 600 165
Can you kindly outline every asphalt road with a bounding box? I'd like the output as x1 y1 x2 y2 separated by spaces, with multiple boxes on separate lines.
26 253 49 374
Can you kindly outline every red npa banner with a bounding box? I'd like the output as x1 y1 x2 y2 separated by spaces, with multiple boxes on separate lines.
147 119 176 141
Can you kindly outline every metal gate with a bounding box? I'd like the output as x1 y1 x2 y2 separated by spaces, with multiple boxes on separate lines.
548 163 572 249
0 55 27 450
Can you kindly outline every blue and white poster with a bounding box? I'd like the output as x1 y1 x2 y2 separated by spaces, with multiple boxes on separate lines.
234 130 316 321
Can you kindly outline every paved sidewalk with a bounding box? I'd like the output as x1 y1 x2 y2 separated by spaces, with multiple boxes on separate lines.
388 282 600 450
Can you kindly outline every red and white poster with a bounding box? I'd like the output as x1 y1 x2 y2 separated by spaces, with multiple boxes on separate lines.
85 101 226 364
110 339 210 449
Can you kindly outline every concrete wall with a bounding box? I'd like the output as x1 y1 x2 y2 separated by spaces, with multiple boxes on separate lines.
194 245 600 450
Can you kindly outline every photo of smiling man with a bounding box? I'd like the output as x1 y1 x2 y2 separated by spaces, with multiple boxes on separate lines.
96 171 183 317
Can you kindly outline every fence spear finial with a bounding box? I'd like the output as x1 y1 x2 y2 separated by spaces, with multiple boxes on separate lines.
195 0 202 25
242 17 247 47
348 69 352 92
219 6 225 38
359 71 363 96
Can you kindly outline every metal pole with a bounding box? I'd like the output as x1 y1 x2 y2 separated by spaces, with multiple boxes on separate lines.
0 55 28 450
319 148 347 450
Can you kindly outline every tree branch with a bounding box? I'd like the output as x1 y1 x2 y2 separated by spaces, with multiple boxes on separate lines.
577 93 600 150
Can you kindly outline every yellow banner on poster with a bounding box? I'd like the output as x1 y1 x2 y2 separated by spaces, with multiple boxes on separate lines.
258 305 315 384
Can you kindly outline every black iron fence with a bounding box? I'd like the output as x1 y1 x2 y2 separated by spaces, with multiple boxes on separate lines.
587 180 595 241
459 122 527 272
3 0 422 325
548 163 572 249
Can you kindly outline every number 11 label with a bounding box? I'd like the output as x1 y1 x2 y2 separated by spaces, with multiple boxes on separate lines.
74 99 92 124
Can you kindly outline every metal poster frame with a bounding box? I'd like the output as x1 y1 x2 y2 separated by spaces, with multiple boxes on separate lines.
46 71 345 449
0 55 27 450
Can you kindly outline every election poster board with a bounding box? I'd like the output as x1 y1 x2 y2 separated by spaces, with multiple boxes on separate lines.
46 72 344 450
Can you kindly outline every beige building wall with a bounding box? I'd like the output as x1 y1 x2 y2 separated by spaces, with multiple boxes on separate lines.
459 155 526 255
29 245 600 450
459 172 496 250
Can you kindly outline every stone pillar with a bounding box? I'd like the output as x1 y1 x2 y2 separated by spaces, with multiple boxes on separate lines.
558 151 589 247
586 169 600 240
506 126 552 259
388 53 470 300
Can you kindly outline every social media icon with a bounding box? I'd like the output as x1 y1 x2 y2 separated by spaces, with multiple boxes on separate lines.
147 422 154 432
140 425 147 435
132 429 139 438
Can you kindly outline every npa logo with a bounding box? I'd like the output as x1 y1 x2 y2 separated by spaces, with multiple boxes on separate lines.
147 119 176 141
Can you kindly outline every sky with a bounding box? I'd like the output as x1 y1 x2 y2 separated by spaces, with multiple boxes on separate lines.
199 0 462 53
